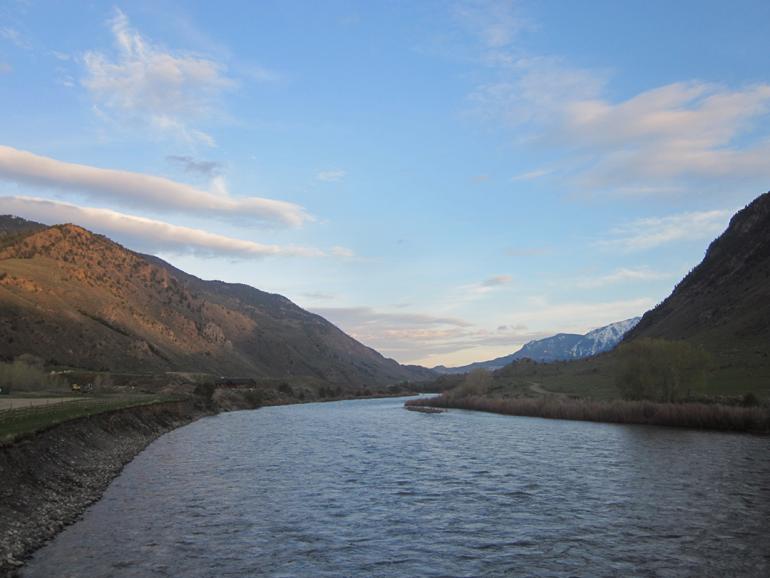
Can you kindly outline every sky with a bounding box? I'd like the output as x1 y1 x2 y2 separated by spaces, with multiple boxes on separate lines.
1 0 769 367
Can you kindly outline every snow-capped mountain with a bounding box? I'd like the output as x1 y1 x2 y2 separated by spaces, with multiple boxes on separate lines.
434 317 641 374
569 317 641 358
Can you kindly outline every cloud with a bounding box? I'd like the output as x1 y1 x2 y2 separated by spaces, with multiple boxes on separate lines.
313 297 648 366
316 169 346 182
330 246 355 258
456 274 513 300
597 209 733 252
166 155 222 177
301 291 336 301
0 145 310 227
574 267 671 289
453 0 529 48
0 27 30 50
511 168 550 181
315 307 471 329
507 297 653 333
0 61 10 74
0 196 332 259
469 55 605 129
460 4 770 197
565 82 770 193
481 274 512 287
82 9 235 144
312 305 543 364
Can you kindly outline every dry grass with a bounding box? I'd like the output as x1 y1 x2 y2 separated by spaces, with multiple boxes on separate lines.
405 395 770 433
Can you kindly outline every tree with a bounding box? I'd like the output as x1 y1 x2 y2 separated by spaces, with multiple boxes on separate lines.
615 338 710 402
450 368 492 399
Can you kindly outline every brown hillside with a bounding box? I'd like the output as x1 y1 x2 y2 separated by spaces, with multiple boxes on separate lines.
0 220 433 386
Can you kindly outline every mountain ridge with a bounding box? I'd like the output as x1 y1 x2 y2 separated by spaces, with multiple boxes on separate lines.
624 191 770 367
0 217 434 386
435 317 641 374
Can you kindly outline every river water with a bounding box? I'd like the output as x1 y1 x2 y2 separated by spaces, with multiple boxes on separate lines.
24 396 770 577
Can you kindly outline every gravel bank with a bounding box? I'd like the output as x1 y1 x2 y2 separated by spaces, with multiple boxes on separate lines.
0 400 205 577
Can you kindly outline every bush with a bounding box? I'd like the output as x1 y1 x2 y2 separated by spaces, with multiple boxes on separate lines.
449 368 492 400
0 355 66 392
741 392 761 407
615 338 710 402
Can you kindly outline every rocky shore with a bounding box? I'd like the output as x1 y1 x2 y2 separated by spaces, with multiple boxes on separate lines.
0 400 205 577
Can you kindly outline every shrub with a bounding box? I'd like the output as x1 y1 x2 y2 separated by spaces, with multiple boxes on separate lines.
449 368 492 400
615 338 710 402
0 355 66 392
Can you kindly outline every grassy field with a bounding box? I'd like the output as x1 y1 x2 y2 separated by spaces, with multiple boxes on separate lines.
489 352 770 401
0 394 183 445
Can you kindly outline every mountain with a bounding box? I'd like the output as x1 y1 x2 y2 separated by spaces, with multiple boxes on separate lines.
0 217 434 386
571 317 641 358
0 214 46 241
435 318 641 374
624 191 770 367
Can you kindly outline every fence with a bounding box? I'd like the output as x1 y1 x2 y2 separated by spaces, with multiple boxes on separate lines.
0 398 96 422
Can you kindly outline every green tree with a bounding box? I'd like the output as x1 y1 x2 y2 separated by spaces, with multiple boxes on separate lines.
615 338 710 402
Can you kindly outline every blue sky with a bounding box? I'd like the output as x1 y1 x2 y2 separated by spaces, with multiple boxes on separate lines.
1 0 769 366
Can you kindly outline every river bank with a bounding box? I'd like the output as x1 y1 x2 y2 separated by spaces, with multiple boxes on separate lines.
0 399 206 577
0 387 420 577
405 395 770 433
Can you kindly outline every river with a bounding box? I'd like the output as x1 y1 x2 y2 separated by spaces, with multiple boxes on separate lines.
23 396 770 577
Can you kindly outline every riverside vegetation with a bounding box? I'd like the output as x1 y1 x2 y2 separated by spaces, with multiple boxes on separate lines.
406 338 770 433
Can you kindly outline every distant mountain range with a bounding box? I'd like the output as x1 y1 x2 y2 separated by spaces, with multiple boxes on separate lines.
434 317 641 374
0 216 434 386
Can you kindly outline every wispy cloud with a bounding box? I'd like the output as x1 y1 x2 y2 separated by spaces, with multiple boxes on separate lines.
301 291 336 301
481 274 512 287
330 246 355 258
0 196 334 259
574 267 671 289
566 82 770 194
0 27 31 50
316 169 346 182
82 9 235 145
507 297 653 332
459 4 770 197
453 0 530 49
312 305 543 364
597 209 733 252
0 146 310 227
166 155 222 177
511 168 550 181
455 274 513 301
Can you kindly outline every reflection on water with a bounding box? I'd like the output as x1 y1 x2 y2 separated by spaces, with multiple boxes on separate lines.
24 396 770 577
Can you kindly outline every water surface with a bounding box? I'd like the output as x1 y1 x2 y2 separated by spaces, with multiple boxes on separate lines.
24 396 770 577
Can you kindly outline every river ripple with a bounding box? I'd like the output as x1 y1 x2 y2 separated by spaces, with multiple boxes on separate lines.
24 396 770 577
